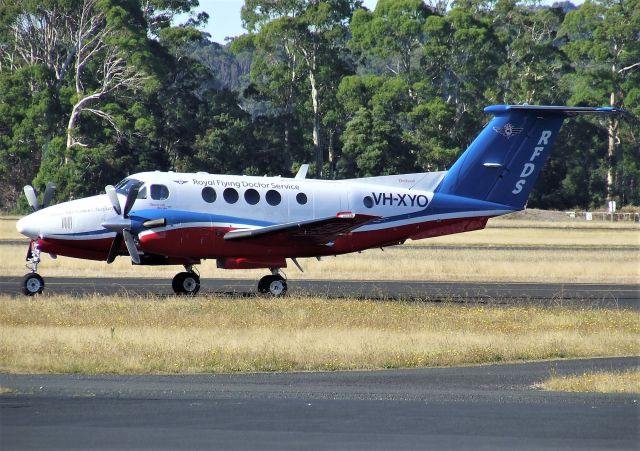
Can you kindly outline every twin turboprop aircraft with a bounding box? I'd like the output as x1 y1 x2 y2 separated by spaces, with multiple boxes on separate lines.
16 105 621 296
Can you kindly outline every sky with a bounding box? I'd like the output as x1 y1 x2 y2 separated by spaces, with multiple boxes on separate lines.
191 0 378 44
189 0 580 45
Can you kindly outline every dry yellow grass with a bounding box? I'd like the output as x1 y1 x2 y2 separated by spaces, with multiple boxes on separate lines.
1 243 638 283
421 222 640 247
298 247 639 283
540 369 640 393
2 214 638 283
0 294 638 374
0 217 22 240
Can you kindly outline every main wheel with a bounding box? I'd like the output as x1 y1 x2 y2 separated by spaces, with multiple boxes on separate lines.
258 275 287 297
172 272 200 295
22 273 44 296
257 275 270 293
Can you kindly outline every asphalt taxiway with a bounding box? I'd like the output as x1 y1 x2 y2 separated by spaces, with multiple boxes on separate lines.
0 276 638 308
1 357 638 450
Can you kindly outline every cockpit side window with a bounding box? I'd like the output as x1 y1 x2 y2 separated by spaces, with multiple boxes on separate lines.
150 184 170 200
115 178 143 196
137 186 147 199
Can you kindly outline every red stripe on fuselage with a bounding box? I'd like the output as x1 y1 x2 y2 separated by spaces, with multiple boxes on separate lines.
35 216 489 262
37 237 112 260
137 216 490 259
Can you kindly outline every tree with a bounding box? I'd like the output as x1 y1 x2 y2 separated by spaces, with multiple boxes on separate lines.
241 0 361 178
340 77 416 176
559 0 640 202
0 0 209 208
0 0 150 156
0 65 59 209
350 0 433 80
491 0 570 105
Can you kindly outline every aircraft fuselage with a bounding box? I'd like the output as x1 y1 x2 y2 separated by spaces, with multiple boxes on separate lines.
17 170 506 266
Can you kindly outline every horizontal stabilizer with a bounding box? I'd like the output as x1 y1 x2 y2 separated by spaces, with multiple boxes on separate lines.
484 105 626 116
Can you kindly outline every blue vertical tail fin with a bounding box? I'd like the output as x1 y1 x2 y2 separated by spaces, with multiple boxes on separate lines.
436 105 622 210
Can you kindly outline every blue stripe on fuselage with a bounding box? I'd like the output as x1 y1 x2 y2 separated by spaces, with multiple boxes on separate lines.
52 210 276 238
130 209 275 228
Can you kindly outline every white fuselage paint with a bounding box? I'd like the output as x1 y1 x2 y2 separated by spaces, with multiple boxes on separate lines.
17 170 512 245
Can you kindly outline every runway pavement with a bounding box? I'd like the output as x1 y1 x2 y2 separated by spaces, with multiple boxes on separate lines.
1 275 638 308
1 357 638 450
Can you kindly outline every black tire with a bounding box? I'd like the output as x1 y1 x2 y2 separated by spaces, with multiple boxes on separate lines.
22 273 44 296
257 275 271 294
172 272 200 295
258 275 287 297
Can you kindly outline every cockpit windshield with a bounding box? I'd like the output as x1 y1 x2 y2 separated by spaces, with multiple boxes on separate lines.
115 178 143 196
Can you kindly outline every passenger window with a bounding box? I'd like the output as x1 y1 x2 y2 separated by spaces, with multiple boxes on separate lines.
244 189 260 205
363 196 373 208
266 190 281 206
150 184 169 200
137 186 147 199
223 188 239 204
296 193 307 205
202 187 216 203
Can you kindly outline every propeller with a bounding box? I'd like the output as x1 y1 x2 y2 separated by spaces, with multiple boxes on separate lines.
102 182 142 264
23 182 57 211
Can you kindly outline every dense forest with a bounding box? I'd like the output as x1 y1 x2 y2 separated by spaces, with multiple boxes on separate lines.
0 0 638 213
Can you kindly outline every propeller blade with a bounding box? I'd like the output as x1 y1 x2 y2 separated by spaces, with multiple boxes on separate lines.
106 233 123 264
122 229 141 264
105 185 121 215
42 182 57 208
123 182 142 218
23 185 39 211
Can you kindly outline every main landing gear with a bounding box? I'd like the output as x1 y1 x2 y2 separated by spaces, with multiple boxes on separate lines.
172 265 200 295
257 269 288 297
22 241 44 296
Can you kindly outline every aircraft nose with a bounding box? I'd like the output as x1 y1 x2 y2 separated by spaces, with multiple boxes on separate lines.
16 214 39 239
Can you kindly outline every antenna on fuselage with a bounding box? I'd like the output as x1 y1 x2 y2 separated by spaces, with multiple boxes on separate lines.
294 164 309 179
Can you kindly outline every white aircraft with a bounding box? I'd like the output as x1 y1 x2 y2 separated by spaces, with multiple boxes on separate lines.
16 105 621 296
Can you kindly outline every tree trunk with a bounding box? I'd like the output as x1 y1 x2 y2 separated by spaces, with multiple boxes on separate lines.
328 130 335 179
606 86 616 202
309 70 323 178
66 105 80 159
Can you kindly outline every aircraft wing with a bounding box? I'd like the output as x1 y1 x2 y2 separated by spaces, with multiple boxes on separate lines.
223 213 377 245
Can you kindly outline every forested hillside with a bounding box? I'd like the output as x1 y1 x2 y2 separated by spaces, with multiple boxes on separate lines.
1 0 638 213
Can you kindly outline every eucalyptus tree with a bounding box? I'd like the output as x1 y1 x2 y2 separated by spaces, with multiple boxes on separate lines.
241 0 362 178
0 0 209 207
491 0 570 104
350 0 433 81
559 0 640 203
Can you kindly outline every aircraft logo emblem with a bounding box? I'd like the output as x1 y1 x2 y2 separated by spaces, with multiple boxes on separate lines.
493 123 523 139
173 179 188 184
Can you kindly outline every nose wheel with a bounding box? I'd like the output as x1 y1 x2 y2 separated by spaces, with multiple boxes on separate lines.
172 271 200 295
258 274 288 296
22 273 44 296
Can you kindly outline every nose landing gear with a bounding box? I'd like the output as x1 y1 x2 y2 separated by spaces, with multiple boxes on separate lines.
22 241 44 296
258 269 287 296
